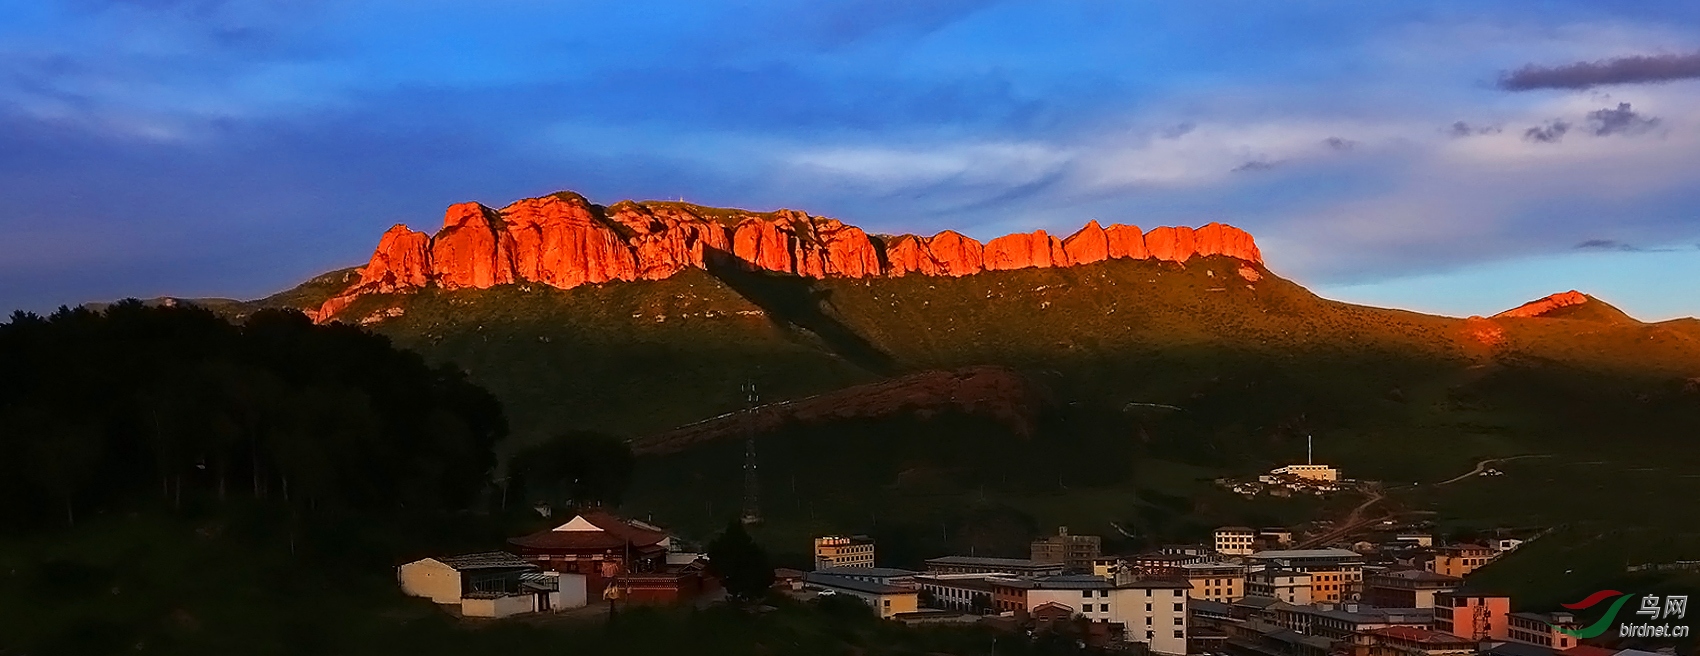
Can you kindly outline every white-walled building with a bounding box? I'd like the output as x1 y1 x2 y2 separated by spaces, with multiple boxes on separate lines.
914 574 997 612
1214 526 1257 556
1014 575 1191 656
397 551 586 618
1246 568 1313 605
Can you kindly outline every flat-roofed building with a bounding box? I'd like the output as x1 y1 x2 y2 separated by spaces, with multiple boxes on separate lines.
924 555 1065 578
1427 544 1497 578
1130 552 1207 576
1269 464 1339 481
1507 611 1585 651
1267 602 1434 649
913 574 996 613
802 572 918 619
1364 626 1477 655
1215 526 1257 556
1259 528 1295 548
1434 591 1510 641
1179 562 1247 603
810 566 918 587
1247 568 1313 605
1364 569 1462 609
1248 548 1365 603
1016 575 1192 656
1030 526 1102 572
813 535 875 570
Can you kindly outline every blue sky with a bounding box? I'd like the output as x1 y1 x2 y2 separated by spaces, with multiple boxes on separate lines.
3 1 1700 319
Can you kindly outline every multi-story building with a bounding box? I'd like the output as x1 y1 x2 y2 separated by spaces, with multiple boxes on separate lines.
1247 548 1365 603
924 556 1065 578
1014 575 1192 656
801 571 918 619
1426 544 1497 578
1179 562 1247 603
1266 464 1340 481
1259 528 1296 548
1215 526 1258 556
1247 568 1313 604
1129 552 1208 576
1433 591 1510 641
1363 569 1462 608
1507 611 1585 651
1265 602 1434 650
913 574 995 613
1030 526 1102 571
813 535 875 570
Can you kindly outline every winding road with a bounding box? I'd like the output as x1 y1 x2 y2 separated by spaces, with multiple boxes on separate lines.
1436 454 1553 486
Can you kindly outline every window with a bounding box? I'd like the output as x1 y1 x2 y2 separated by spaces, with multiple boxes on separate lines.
1173 590 1183 597
1099 590 1108 597
1082 591 1092 598
883 600 890 607
1174 630 1184 638
1173 603 1183 612
1100 604 1109 612
1146 603 1152 611
1146 631 1154 639
1145 617 1152 625
1174 617 1183 625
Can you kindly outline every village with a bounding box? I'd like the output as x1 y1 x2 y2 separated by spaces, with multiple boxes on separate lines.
395 461 1670 656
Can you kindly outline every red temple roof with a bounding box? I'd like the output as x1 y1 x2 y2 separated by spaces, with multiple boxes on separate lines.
508 511 671 551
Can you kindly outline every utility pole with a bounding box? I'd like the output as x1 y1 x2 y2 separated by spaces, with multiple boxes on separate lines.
740 379 762 525
1308 433 1313 465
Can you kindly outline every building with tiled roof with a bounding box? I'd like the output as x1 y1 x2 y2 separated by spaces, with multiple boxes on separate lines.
507 511 677 598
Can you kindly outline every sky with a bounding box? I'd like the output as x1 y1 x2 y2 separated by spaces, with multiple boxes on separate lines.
3 1 1700 319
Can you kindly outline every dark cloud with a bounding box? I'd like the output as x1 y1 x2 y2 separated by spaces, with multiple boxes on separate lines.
1523 120 1569 143
1586 102 1660 136
1499 51 1700 91
1447 121 1502 137
1573 238 1688 253
1321 137 1356 151
1160 122 1196 139
1232 159 1279 173
1575 239 1638 251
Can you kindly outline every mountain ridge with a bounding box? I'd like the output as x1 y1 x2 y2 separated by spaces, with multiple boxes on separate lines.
306 191 1263 323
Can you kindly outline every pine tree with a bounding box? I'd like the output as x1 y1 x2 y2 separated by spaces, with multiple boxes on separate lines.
706 519 774 603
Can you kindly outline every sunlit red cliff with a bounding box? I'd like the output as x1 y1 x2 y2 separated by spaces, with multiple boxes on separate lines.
311 191 1264 322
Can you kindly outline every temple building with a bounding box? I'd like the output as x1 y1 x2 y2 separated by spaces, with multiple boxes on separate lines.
508 511 701 601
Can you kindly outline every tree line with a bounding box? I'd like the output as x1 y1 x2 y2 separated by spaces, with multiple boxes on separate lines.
0 301 507 529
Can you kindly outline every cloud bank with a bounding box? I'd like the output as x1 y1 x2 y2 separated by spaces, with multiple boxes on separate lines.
1500 51 1700 90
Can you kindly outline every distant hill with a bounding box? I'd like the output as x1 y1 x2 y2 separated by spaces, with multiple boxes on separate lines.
1493 290 1640 324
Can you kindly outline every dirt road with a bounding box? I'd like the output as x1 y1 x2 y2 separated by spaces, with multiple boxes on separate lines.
1437 454 1553 486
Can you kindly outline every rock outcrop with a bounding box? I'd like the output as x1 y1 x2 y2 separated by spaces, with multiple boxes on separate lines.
357 225 432 293
310 190 1266 322
984 230 1069 271
1494 290 1590 319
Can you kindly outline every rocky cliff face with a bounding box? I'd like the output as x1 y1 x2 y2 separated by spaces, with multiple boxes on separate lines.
310 191 1265 322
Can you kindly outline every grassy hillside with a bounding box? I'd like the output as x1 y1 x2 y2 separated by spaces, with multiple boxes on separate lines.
235 257 1700 602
